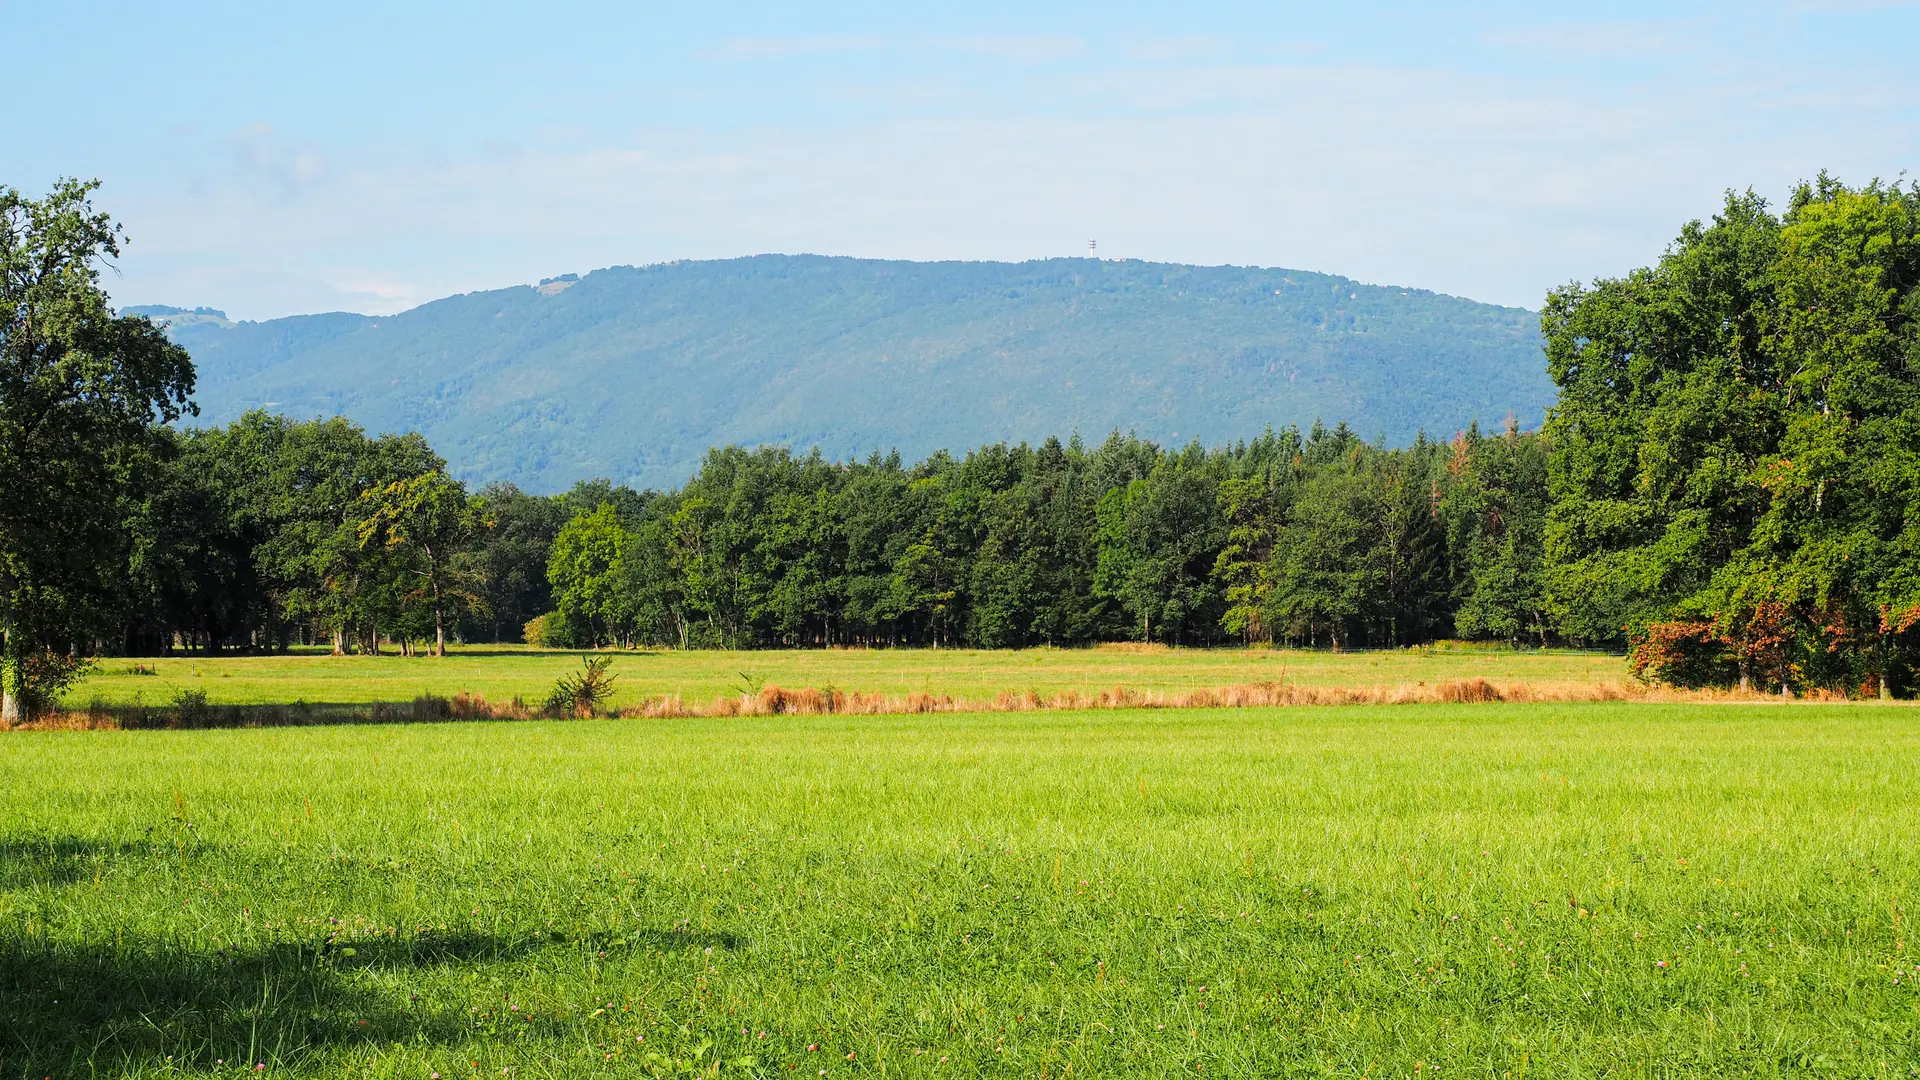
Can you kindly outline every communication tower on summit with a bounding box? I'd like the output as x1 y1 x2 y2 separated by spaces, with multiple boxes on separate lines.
1088 239 1097 258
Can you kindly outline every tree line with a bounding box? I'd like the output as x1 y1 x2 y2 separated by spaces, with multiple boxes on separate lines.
55 411 1552 660
4 174 1918 718
535 423 1547 653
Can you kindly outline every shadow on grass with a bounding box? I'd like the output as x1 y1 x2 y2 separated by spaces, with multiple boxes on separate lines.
0 935 484 1075
0 837 745 1075
0 927 747 1075
0 836 180 889
46 697 534 730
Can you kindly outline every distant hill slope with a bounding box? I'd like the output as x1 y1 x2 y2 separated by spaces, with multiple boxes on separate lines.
134 255 1553 492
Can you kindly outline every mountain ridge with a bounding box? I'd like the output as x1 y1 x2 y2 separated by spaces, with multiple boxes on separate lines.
136 254 1554 492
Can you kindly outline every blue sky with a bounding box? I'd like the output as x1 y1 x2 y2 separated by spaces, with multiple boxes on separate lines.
10 1 1918 318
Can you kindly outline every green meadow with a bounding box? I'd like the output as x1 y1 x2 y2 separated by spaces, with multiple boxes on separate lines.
4 702 1917 1077
65 644 1625 711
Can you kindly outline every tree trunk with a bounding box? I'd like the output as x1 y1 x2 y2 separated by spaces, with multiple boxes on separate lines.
332 625 346 656
1881 633 1894 700
1 634 23 726
429 558 447 657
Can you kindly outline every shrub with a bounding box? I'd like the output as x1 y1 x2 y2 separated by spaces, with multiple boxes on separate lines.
524 610 587 649
10 649 96 721
543 654 617 718
1627 621 1735 688
168 689 213 728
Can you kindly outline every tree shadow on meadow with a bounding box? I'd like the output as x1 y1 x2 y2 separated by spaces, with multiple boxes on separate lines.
0 929 746 1076
0 932 520 1076
0 836 746 1075
0 835 176 890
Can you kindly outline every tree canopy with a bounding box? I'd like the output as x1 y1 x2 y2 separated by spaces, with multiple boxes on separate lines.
0 179 194 720
531 426 1549 653
1544 175 1920 694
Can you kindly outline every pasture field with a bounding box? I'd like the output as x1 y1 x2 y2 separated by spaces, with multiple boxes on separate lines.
64 644 1626 711
3 703 1918 1078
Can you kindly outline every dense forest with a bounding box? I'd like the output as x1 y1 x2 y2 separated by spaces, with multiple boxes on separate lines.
114 415 1547 658
528 422 1546 653
4 174 1919 717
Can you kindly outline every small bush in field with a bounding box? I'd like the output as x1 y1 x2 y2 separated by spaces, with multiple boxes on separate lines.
10 649 95 720
543 654 616 718
168 689 212 728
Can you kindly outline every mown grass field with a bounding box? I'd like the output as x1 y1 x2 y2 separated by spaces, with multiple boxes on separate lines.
65 644 1626 711
4 703 1917 1078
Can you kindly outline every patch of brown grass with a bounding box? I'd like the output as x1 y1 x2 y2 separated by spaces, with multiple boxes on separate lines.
609 677 1666 717
6 676 1882 732
5 710 121 731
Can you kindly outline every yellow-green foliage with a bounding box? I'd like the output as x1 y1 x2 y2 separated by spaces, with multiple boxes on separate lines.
3 703 1917 1076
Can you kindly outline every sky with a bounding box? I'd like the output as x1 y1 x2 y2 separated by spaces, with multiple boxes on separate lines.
9 1 1918 319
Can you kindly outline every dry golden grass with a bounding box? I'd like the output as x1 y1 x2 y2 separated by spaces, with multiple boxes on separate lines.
14 671 1882 732
60 642 1631 710
629 676 1635 717
617 675 1858 718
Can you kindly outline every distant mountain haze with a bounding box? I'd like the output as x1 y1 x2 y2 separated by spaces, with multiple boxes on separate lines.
133 255 1553 493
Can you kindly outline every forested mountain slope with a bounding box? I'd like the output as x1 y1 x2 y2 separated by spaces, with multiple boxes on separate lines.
136 255 1551 491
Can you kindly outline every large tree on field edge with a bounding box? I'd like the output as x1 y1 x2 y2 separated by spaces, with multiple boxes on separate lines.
1543 174 1920 695
0 179 194 722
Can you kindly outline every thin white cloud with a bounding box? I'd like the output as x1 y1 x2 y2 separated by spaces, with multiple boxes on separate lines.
1485 21 1695 57
933 36 1085 64
1124 35 1234 63
332 277 423 314
705 35 883 60
228 123 329 197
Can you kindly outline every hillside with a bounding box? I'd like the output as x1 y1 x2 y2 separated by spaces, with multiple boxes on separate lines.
135 255 1553 492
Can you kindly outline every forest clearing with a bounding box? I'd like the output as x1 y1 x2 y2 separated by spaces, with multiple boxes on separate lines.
5 703 1917 1076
